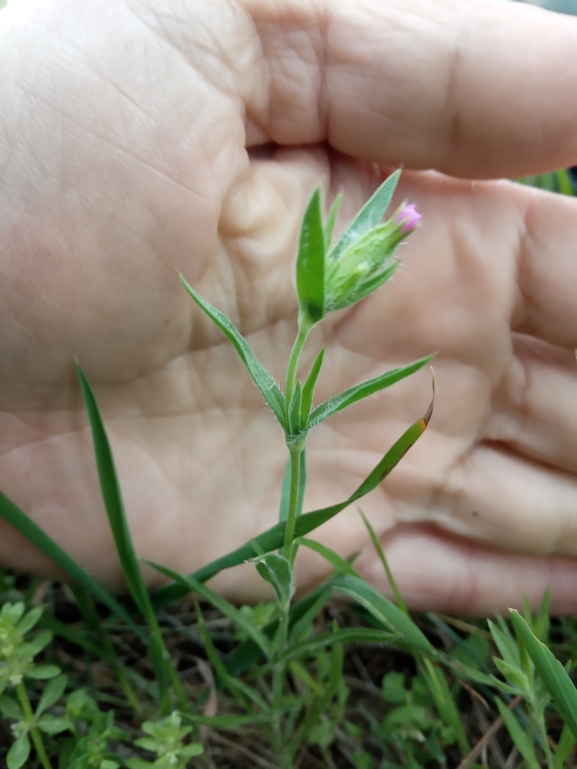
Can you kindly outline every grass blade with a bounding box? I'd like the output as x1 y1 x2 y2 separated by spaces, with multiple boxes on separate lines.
307 356 432 430
297 538 360 578
509 609 577 740
358 508 408 615
280 627 397 664
179 275 286 428
330 574 433 654
495 698 540 769
76 363 151 621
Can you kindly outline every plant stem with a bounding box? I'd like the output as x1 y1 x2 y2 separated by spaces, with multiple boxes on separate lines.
16 681 53 769
285 318 312 408
283 448 303 561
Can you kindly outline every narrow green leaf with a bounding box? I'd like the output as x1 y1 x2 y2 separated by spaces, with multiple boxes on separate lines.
76 363 154 623
149 400 432 609
324 194 342 251
195 604 268 710
554 724 576 769
7 733 30 769
510 609 577 739
308 356 432 429
420 659 469 754
288 640 343 760
495 698 540 769
328 170 401 264
179 275 286 428
488 620 519 669
296 187 325 324
147 560 273 659
147 634 169 707
0 492 144 641
289 589 332 644
297 538 360 578
36 674 67 716
288 380 303 436
359 508 408 615
330 574 433 654
280 627 396 664
344 260 399 307
301 346 325 424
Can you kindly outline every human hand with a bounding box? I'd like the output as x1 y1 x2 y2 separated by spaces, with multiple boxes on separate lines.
1 0 577 615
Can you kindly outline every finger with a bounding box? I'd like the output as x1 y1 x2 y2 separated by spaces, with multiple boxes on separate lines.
486 335 577 473
245 0 577 177
387 437 577 559
355 523 577 615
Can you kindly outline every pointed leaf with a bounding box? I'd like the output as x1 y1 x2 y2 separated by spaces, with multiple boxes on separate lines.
301 346 325 423
288 380 303 436
280 627 396 664
359 508 408 614
296 187 325 325
308 356 432 429
297 538 360 578
179 275 286 428
510 609 577 739
76 363 155 623
324 194 342 251
495 698 540 769
328 170 401 264
149 397 433 609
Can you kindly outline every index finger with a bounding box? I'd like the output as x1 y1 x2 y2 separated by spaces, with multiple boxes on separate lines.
245 0 577 178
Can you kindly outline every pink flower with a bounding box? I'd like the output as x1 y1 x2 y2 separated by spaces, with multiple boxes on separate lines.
396 203 422 234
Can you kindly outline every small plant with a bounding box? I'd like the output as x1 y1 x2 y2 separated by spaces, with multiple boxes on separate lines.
0 602 68 769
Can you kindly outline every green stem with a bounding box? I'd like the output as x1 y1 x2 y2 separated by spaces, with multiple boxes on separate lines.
15 681 53 769
283 448 303 560
285 318 312 408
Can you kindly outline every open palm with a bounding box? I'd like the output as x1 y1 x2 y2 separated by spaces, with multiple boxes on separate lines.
1 0 577 614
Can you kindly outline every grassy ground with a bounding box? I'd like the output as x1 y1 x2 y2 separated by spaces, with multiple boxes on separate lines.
0 570 576 768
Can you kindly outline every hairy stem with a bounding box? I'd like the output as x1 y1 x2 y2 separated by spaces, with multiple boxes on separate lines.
283 448 303 561
285 318 313 408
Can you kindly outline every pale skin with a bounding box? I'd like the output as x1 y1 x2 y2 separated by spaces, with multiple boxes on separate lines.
1 0 577 615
